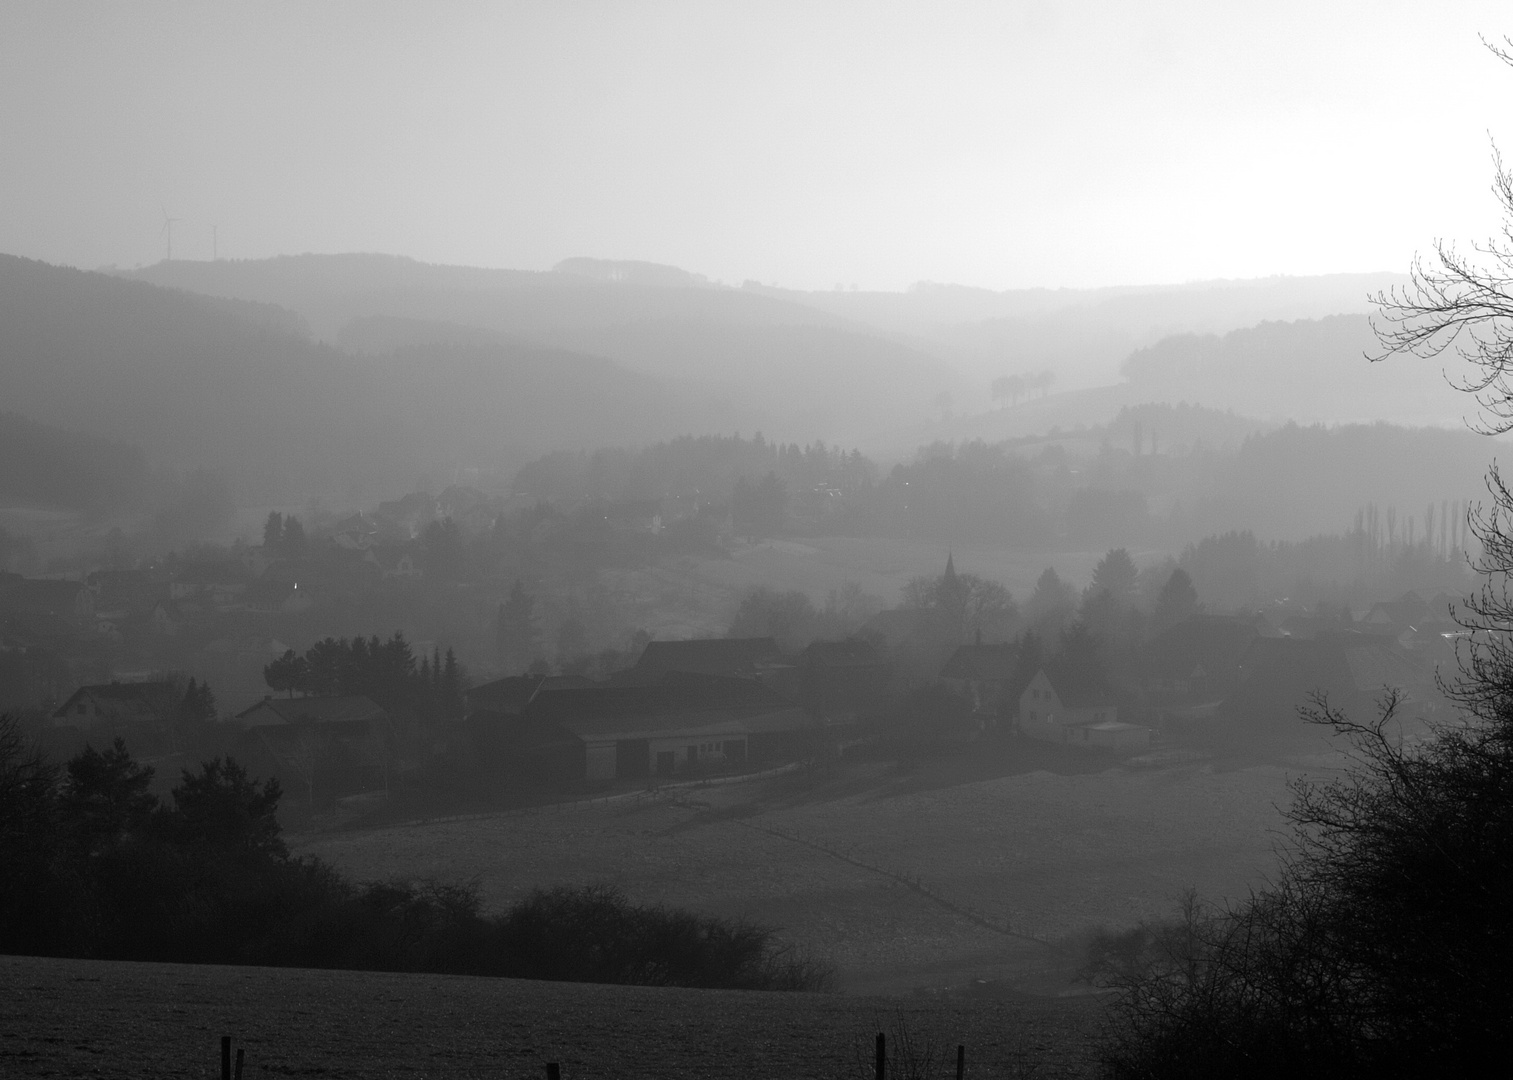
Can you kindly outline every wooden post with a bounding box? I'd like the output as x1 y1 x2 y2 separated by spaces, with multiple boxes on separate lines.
875 1032 886 1080
956 1043 965 1080
221 1036 231 1080
545 1064 561 1080
234 1047 245 1080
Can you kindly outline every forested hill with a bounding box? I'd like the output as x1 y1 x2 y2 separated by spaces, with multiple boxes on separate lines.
1122 314 1467 427
122 254 959 446
0 254 698 503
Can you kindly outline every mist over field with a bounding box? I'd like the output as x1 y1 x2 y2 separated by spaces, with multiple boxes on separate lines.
6 3 1513 1077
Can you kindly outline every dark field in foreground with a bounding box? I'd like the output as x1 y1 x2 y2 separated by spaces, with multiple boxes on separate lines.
0 954 1105 1078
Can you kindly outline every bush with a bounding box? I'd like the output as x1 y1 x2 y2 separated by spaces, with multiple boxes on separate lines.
1096 687 1513 1079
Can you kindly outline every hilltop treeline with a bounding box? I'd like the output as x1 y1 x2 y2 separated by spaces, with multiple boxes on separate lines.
0 719 829 991
507 419 1490 549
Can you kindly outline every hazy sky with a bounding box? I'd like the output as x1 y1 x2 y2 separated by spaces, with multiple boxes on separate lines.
2 1 1510 290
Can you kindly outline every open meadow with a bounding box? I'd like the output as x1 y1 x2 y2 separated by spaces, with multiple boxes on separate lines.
295 745 1322 996
0 954 1104 1079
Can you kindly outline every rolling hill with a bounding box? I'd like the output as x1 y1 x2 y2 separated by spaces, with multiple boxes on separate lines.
0 254 703 503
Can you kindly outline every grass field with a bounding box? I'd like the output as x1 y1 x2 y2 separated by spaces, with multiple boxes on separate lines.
295 744 1323 997
0 954 1106 1079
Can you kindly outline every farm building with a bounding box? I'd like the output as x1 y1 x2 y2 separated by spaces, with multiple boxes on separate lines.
52 681 178 730
235 695 393 795
621 636 785 683
465 673 592 717
1018 661 1151 751
511 673 811 781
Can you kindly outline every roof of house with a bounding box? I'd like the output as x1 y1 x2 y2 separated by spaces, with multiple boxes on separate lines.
799 638 887 669
235 695 388 727
940 642 1018 681
633 637 783 677
173 561 249 586
1143 614 1261 680
1363 591 1433 626
468 674 546 712
524 673 794 740
53 681 178 720
1038 659 1118 709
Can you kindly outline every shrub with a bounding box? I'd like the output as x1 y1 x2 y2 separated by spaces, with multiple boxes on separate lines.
0 729 833 991
1096 688 1513 1078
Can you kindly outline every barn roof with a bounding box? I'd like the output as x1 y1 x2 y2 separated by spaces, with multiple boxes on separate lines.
633 637 783 677
799 638 887 669
524 673 795 740
940 642 1018 681
53 681 178 721
236 695 388 727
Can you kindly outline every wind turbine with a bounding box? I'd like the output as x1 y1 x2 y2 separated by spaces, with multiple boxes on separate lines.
160 208 179 262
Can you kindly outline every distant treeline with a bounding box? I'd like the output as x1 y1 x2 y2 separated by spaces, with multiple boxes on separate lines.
0 719 829 991
1121 314 1458 426
506 419 1490 550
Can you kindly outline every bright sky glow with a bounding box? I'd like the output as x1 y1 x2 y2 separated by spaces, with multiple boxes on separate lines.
1 0 1510 289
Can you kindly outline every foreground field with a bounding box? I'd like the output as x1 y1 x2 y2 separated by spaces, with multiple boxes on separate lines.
297 747 1319 995
0 954 1104 1079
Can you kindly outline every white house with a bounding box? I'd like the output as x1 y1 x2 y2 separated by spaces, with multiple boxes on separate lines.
1018 661 1151 751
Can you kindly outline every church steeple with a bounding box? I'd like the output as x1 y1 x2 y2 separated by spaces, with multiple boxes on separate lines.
944 551 957 584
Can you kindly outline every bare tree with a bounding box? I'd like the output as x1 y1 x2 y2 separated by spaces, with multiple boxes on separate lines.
1371 37 1513 435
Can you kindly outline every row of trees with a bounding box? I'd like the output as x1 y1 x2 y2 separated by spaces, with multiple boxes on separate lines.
263 633 465 720
0 723 829 989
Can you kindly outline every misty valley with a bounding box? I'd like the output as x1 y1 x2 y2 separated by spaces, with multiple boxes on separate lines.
4 243 1508 1077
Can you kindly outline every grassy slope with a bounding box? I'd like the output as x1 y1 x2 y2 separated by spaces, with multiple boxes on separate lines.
295 748 1316 996
0 953 1104 1079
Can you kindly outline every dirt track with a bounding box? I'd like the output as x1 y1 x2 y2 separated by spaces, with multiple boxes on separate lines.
0 954 1105 1078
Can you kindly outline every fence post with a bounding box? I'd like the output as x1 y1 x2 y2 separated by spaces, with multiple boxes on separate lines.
234 1047 245 1080
875 1032 886 1080
546 1064 561 1080
220 1036 231 1080
956 1043 965 1080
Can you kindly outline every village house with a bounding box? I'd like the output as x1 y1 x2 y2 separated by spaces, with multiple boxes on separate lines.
332 512 382 551
1018 660 1151 751
235 694 393 794
1140 614 1261 706
52 681 179 730
939 634 1019 718
363 546 423 581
